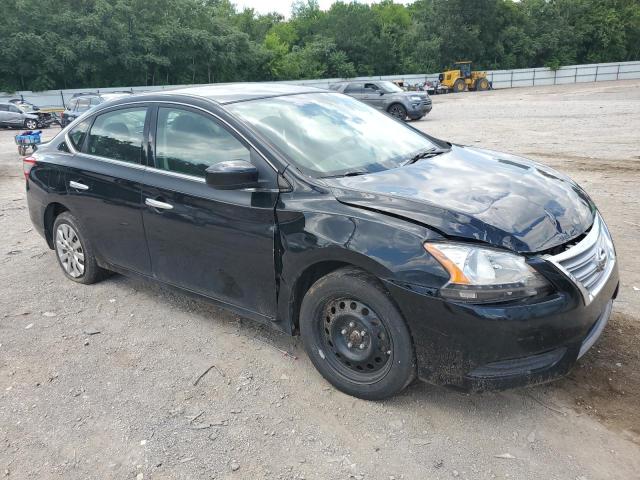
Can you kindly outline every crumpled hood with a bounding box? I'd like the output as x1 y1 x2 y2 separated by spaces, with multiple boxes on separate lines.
326 145 595 253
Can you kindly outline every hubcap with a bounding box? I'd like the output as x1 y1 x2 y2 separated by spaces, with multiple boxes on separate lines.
320 298 392 381
55 224 85 278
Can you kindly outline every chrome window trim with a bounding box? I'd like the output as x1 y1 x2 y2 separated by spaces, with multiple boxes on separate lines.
65 99 279 177
75 152 147 170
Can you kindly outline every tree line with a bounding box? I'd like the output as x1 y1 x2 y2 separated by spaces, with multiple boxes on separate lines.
0 0 638 92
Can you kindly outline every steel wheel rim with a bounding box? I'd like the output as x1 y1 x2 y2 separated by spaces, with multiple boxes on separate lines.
317 297 393 384
55 223 85 278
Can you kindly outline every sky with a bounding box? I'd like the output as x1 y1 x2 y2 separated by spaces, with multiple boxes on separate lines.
234 0 416 17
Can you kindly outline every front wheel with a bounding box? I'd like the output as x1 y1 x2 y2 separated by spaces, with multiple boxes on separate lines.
24 119 37 130
387 103 407 121
300 267 416 400
476 78 490 91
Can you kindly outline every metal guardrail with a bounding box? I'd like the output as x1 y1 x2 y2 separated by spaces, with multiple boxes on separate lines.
2 60 639 108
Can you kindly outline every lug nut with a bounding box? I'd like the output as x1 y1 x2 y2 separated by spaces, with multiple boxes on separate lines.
358 344 365 350
360 330 367 336
349 322 355 328
341 328 347 335
347 342 353 348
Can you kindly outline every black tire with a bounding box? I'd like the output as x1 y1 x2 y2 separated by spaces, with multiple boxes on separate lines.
453 79 466 93
299 267 416 400
24 119 37 130
52 212 106 284
387 103 407 121
476 78 490 91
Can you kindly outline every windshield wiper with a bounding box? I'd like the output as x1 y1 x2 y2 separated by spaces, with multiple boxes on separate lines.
320 170 369 179
402 147 448 166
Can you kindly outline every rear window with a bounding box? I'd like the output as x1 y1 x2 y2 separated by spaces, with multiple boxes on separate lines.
86 108 147 163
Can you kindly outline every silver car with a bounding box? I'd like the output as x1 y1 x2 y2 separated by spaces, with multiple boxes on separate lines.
0 102 40 129
330 80 432 120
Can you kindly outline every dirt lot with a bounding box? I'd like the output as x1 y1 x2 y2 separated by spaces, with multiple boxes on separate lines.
1 80 639 480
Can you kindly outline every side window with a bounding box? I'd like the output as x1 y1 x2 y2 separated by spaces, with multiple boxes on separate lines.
363 83 380 93
9 105 22 113
86 108 147 163
344 83 363 94
0 105 8 111
90 97 101 106
67 99 78 111
155 107 250 177
68 118 91 151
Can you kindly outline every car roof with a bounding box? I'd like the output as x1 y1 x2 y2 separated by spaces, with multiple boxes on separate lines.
151 83 326 104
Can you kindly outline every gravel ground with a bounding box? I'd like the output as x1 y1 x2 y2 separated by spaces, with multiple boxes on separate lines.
1 80 639 480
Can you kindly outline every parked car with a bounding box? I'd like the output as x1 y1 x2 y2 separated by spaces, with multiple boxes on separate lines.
0 101 40 129
24 84 618 400
61 92 132 127
330 80 432 120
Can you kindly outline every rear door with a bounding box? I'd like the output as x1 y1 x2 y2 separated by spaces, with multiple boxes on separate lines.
62 106 152 274
6 104 25 126
343 82 365 102
140 104 279 318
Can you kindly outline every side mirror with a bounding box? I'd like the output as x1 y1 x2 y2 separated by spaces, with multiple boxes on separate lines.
378 91 385 96
205 160 259 190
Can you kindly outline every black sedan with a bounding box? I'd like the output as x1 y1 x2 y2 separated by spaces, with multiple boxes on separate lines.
24 84 618 399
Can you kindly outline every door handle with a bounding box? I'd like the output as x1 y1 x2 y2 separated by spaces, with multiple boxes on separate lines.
145 198 173 210
69 180 89 191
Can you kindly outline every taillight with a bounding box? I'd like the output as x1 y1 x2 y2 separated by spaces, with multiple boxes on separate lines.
23 156 37 180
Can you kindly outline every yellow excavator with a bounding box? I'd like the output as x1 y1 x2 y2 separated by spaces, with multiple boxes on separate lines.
439 61 491 93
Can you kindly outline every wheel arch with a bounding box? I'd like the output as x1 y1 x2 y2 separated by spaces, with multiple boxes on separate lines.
43 202 69 249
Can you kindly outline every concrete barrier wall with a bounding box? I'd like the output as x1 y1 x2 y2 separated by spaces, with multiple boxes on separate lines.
2 60 639 108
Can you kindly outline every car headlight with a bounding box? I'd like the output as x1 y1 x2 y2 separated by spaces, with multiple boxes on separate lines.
409 96 422 102
424 243 551 303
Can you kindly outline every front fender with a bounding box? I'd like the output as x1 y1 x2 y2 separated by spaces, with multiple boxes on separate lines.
274 192 449 332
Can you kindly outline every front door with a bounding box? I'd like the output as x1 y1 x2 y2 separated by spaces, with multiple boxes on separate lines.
141 105 279 318
62 107 151 274
363 83 384 109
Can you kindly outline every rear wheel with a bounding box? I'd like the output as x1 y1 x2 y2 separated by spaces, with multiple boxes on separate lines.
53 212 106 284
476 78 490 91
387 103 407 121
300 267 416 400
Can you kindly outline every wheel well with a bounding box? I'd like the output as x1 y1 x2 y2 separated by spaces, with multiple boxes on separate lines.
290 261 351 332
43 203 68 249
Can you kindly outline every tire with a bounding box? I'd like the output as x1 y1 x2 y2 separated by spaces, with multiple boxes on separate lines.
453 79 466 93
24 119 37 130
52 212 106 284
299 267 416 400
476 78 490 91
387 103 407 121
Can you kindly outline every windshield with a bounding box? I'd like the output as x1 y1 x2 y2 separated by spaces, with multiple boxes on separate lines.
226 92 435 178
377 81 404 93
